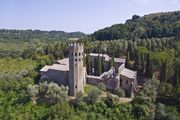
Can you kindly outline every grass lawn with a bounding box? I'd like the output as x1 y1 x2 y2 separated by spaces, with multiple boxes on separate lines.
84 84 98 95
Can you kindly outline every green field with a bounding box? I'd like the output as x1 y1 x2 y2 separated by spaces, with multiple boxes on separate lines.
0 58 36 73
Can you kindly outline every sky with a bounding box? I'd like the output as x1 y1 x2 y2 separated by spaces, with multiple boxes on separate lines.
0 0 180 34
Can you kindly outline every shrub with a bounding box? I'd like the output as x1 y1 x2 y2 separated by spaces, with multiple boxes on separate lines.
114 88 125 97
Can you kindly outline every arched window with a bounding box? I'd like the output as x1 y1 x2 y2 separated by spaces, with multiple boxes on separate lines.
75 52 77 56
79 52 81 56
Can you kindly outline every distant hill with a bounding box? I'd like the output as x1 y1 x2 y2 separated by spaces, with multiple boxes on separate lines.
0 29 86 41
93 11 180 40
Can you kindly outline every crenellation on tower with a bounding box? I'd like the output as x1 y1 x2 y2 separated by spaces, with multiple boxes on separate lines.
69 42 86 97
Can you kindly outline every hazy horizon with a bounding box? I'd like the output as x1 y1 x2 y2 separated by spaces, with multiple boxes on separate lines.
0 0 180 34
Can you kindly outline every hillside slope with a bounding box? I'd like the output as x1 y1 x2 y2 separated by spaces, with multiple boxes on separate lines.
0 29 85 41
93 11 180 40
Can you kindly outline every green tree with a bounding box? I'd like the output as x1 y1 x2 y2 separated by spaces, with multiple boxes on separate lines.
50 101 75 120
28 82 69 104
141 53 146 74
84 89 101 104
160 61 168 83
134 53 142 74
97 82 106 91
155 103 166 120
98 55 102 75
175 67 180 86
86 53 91 74
125 51 131 68
114 88 125 97
94 58 99 75
145 54 153 78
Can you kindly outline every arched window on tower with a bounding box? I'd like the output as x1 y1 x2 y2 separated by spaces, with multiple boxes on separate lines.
79 52 81 56
126 80 128 84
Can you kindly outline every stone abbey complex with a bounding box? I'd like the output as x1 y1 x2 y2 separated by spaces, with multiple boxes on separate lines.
40 42 138 97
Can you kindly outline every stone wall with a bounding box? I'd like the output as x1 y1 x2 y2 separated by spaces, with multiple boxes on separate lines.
86 75 103 85
40 70 69 86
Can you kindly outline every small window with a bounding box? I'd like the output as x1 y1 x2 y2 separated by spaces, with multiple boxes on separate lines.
72 53 73 56
75 58 77 62
75 52 77 56
126 80 128 84
75 85 77 88
79 52 81 56
79 58 81 61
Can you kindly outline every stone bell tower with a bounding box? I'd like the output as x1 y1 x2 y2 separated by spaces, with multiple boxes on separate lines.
69 42 86 97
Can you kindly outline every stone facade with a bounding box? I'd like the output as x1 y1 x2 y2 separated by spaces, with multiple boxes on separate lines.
69 43 86 96
40 43 86 97
86 56 138 97
40 64 69 86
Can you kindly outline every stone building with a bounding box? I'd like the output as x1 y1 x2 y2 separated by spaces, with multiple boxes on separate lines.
86 53 138 97
40 43 86 97
40 42 138 97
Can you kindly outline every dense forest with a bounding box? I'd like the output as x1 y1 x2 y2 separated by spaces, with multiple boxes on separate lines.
0 11 180 120
93 11 180 40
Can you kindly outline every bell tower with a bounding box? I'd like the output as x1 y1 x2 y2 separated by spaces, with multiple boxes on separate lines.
69 42 85 97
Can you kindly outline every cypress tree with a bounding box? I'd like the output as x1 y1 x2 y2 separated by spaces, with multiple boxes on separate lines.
149 62 154 78
141 53 145 74
160 61 168 83
134 53 142 73
92 34 95 41
145 53 153 78
49 55 55 64
125 51 131 68
145 53 150 76
98 55 102 76
94 57 98 76
111 54 115 68
102 54 105 73
139 55 142 72
175 67 180 86
127 41 135 60
86 54 90 74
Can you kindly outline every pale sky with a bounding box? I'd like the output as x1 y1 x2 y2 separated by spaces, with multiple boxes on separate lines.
0 0 179 33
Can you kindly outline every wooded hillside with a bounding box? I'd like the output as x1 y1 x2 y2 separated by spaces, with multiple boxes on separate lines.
93 11 180 40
